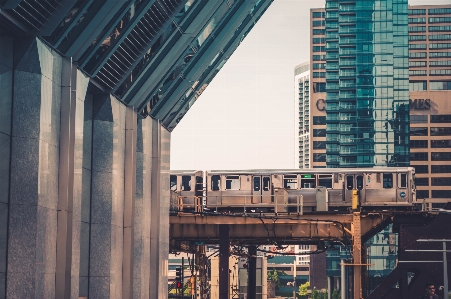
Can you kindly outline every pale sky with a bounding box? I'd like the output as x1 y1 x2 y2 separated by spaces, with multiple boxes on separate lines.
170 0 450 171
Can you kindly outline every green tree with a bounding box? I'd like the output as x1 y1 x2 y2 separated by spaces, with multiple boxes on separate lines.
332 289 341 299
267 269 280 290
311 288 328 299
299 281 310 296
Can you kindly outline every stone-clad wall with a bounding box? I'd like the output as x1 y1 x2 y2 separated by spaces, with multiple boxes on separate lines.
0 37 170 299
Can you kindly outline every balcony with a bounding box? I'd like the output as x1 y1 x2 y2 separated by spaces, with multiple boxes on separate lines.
339 60 356 67
339 82 356 88
326 64 339 71
327 83 340 90
339 104 356 110
339 49 356 56
326 2 339 9
339 72 356 77
326 53 339 60
326 23 339 30
339 27 357 34
326 33 339 40
326 12 338 19
326 73 339 80
339 5 356 13
340 38 357 44
339 16 356 23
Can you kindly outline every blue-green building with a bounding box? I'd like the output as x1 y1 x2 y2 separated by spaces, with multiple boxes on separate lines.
325 0 410 168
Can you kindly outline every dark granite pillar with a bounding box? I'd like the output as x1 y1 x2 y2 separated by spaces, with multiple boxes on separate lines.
0 35 13 299
6 37 62 298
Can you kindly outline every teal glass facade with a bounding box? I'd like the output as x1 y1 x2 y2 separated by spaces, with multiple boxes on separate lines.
325 0 410 168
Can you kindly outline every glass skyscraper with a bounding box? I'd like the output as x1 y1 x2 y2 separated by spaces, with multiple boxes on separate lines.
325 0 410 168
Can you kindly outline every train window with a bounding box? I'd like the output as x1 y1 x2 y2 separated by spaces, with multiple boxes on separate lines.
356 175 363 190
254 177 261 191
182 176 191 191
301 174 315 188
334 174 339 183
284 175 298 189
383 173 393 188
346 176 353 190
170 175 177 191
399 173 407 188
263 177 271 191
318 175 332 188
211 175 220 191
226 175 240 190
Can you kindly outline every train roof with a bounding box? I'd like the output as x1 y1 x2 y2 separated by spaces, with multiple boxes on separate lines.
205 167 415 175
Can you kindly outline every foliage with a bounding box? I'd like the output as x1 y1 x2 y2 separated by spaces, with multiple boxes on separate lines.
332 289 341 299
267 269 280 290
311 288 328 299
299 281 310 296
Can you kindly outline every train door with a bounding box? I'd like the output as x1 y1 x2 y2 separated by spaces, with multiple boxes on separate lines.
252 176 271 204
344 174 364 202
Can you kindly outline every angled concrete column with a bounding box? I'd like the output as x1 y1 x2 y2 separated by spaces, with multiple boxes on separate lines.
0 35 13 299
134 117 153 299
6 37 62 298
123 107 137 299
149 118 170 299
56 58 89 299
88 94 126 299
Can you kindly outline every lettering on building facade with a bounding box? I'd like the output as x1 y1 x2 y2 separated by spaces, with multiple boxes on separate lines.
316 99 326 111
409 99 431 110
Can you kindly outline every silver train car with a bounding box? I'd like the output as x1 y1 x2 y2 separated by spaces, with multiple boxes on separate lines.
170 167 416 213
170 170 203 213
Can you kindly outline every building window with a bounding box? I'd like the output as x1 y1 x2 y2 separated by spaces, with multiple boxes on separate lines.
430 127 451 136
416 190 429 199
313 82 326 92
430 115 451 123
409 70 427 76
409 81 427 91
429 43 451 50
431 152 451 161
429 52 451 58
415 178 429 186
410 127 428 136
313 55 326 61
313 141 326 149
431 165 451 173
313 153 326 162
430 60 451 67
408 35 426 41
429 34 451 41
409 44 427 50
410 140 428 148
428 26 451 32
410 152 428 161
408 26 426 32
430 81 451 90
431 140 451 148
410 115 428 123
313 38 326 44
430 69 451 76
431 178 451 186
313 72 326 78
428 17 451 23
414 165 428 174
312 12 325 18
428 8 451 14
409 52 427 58
408 17 426 24
313 46 325 52
313 63 326 69
313 20 325 27
313 116 326 125
432 190 451 198
313 129 326 137
409 60 427 67
409 9 426 15
313 29 325 35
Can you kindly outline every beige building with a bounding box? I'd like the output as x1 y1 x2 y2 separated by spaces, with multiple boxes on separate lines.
408 5 451 200
306 5 451 199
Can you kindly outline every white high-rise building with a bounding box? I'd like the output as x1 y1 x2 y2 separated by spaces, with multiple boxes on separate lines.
294 62 311 169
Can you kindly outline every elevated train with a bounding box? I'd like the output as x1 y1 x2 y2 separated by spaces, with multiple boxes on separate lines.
170 167 416 213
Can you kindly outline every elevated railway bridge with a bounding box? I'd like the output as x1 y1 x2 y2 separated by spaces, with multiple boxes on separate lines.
169 198 451 299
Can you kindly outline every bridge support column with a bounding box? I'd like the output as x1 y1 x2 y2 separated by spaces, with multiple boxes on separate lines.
353 212 362 299
247 245 257 299
219 224 230 299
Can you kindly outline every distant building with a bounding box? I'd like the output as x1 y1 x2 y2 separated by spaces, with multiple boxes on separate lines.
294 62 311 169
